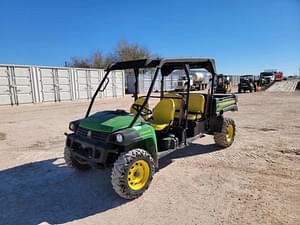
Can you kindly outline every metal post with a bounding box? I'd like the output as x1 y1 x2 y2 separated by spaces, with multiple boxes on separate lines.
160 73 164 99
134 68 139 100
208 72 216 122
183 64 190 145
6 66 14 106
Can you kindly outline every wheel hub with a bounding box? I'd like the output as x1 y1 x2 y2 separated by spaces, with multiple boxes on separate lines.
226 124 234 142
127 160 150 190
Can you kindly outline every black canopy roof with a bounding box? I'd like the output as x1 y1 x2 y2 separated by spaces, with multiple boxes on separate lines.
107 57 217 75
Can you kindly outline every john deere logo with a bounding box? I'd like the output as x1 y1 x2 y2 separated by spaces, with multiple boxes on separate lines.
87 130 92 138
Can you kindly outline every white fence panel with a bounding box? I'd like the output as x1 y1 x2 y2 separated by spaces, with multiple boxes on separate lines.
113 71 125 97
127 72 180 94
89 70 102 98
56 69 72 101
0 66 12 105
39 68 57 102
75 69 90 99
13 67 34 104
104 72 114 97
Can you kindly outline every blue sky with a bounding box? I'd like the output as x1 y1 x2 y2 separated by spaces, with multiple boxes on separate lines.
0 0 299 75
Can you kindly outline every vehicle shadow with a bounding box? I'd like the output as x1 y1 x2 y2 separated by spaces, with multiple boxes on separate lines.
0 158 128 225
0 143 222 225
158 143 223 170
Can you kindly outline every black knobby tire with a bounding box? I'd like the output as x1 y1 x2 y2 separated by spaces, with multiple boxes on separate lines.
111 149 155 199
64 147 91 170
214 117 236 148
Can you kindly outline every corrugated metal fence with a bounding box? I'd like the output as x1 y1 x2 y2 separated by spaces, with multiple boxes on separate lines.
127 73 181 94
0 64 125 106
231 75 240 85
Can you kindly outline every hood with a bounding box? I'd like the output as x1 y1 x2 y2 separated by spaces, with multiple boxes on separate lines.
79 111 142 133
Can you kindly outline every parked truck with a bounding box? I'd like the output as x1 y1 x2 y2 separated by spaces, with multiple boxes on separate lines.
260 69 283 84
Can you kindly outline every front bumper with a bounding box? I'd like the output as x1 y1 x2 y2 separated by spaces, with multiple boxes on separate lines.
65 133 118 165
240 85 251 89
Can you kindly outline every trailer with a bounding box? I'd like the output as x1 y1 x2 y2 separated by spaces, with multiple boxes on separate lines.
175 70 211 91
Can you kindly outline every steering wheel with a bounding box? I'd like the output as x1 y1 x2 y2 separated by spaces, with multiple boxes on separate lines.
132 104 152 116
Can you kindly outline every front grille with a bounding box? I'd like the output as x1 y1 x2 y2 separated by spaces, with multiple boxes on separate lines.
76 127 108 142
77 127 88 136
72 141 97 159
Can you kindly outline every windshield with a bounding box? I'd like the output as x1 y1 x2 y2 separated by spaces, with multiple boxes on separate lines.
260 72 274 77
241 76 253 81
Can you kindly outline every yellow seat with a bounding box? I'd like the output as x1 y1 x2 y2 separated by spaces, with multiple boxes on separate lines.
164 93 183 119
150 99 175 131
187 93 205 120
151 123 170 131
130 97 150 120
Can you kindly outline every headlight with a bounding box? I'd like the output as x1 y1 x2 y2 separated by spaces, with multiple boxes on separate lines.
115 134 124 143
69 122 75 131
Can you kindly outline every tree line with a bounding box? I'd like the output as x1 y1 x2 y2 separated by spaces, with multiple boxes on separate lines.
67 39 154 69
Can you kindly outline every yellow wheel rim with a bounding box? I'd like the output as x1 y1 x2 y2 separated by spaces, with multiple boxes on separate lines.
226 124 234 142
127 160 150 190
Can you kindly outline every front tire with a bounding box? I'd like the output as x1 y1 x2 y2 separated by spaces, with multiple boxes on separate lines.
214 117 236 148
111 149 155 199
64 147 91 170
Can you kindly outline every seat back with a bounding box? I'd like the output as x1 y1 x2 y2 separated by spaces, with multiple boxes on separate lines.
188 93 205 114
152 99 175 124
130 97 149 119
164 93 183 117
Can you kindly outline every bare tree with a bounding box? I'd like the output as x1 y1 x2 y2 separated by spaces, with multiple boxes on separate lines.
69 57 90 68
67 39 154 69
114 39 151 61
91 51 109 69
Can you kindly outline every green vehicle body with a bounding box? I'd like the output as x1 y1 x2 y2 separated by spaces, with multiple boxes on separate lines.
215 97 237 113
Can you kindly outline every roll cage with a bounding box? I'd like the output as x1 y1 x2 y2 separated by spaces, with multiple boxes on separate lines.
85 57 217 129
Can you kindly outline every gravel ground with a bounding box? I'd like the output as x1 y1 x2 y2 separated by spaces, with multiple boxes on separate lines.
0 91 299 225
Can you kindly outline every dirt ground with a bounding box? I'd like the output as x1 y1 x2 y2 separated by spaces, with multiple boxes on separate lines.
0 90 299 225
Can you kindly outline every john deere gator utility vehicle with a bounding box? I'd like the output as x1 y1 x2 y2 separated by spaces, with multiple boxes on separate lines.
64 58 238 199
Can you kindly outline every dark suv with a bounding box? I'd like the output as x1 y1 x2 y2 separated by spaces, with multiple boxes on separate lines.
238 75 256 93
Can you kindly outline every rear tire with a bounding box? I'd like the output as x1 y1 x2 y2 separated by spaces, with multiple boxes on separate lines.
111 149 155 199
64 147 91 170
214 117 236 148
